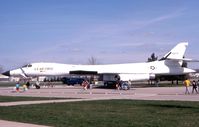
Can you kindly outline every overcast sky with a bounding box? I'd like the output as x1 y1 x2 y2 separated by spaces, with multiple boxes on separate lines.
0 0 199 70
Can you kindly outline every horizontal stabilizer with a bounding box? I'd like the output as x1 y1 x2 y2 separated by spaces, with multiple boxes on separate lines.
165 58 199 62
182 58 199 62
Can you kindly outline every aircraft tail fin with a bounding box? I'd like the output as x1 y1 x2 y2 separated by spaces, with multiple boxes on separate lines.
160 42 188 61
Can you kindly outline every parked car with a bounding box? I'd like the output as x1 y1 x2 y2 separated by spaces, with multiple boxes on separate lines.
120 82 130 90
104 81 117 88
62 77 84 86
104 81 130 90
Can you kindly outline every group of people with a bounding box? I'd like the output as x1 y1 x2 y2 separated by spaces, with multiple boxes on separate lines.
81 79 92 90
184 79 199 94
15 81 30 92
115 80 121 90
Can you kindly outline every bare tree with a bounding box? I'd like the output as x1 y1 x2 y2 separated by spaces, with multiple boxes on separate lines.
88 56 98 65
147 53 158 85
0 65 4 73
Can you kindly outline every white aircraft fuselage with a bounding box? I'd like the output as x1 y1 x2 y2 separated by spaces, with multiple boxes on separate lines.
2 42 196 81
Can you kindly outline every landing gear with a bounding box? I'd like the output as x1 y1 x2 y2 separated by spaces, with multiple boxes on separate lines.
35 81 40 89
35 84 40 89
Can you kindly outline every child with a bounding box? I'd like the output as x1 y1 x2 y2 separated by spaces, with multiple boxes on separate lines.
15 82 20 92
23 84 27 92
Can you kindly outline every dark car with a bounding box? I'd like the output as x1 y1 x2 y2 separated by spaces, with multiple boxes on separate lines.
104 81 130 90
104 81 117 88
62 77 84 86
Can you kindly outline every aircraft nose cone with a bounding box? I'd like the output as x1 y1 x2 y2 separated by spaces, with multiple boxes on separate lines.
2 71 10 76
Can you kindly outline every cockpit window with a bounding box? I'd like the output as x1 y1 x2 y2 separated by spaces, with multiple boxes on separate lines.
22 64 32 68
27 64 32 67
22 65 28 68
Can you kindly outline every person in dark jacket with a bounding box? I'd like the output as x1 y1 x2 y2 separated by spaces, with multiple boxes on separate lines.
192 80 198 94
26 81 30 89
197 80 199 92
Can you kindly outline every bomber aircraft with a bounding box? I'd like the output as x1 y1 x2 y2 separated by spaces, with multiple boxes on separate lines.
2 42 197 81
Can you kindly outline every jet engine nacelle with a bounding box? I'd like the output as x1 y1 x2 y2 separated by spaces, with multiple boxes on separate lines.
118 73 155 81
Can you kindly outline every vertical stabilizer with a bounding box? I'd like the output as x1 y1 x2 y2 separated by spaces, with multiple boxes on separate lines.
161 42 188 60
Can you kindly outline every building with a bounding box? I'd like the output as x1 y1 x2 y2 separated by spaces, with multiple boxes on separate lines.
0 74 9 82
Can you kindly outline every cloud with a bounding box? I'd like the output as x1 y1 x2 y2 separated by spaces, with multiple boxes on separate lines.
146 9 184 24
3 8 187 68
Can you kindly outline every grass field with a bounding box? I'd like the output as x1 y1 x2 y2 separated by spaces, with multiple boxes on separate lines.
0 100 199 127
0 82 16 87
0 81 64 87
0 95 66 102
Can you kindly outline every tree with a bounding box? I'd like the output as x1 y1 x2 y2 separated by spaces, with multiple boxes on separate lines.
147 53 158 62
147 53 158 85
88 56 98 65
87 56 99 84
0 65 3 73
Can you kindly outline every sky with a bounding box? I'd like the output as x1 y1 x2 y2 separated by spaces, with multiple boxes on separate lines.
0 0 199 70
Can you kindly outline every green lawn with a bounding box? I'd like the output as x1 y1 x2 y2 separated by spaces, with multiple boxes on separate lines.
0 100 199 127
0 82 16 87
0 81 64 87
0 95 66 102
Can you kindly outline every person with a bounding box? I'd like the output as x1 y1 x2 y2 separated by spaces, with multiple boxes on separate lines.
128 80 132 88
183 79 191 94
26 81 30 89
114 75 120 90
197 80 199 92
89 83 93 90
22 84 27 92
35 81 40 89
82 81 85 90
15 82 20 92
82 80 89 90
192 80 198 94
115 83 119 90
115 80 120 90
